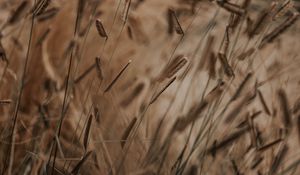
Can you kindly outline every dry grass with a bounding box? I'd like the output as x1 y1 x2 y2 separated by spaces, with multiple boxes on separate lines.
0 0 299 174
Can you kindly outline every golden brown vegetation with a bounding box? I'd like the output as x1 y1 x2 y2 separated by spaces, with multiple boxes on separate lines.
0 0 299 174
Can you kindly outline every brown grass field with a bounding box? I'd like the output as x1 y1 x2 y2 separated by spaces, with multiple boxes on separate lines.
0 0 300 174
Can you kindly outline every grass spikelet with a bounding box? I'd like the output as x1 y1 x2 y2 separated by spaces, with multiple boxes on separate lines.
231 72 253 101
255 126 264 147
127 26 133 39
198 35 215 71
104 60 132 93
221 27 230 56
174 100 208 132
122 0 132 24
94 107 100 123
71 151 93 175
121 117 137 148
293 97 300 114
218 53 234 77
0 42 8 62
167 8 174 35
260 12 299 48
297 115 300 145
209 126 250 155
258 138 283 152
168 9 184 35
278 89 291 129
225 93 253 123
11 37 23 51
269 145 288 174
251 156 264 169
36 7 59 22
228 14 240 31
95 57 104 81
74 64 96 84
75 0 85 34
31 0 51 17
37 103 50 128
242 0 252 9
95 19 108 39
237 111 261 128
272 0 293 20
207 52 217 79
248 114 257 147
236 112 250 128
36 27 51 46
63 40 77 58
166 57 187 78
237 47 255 61
150 76 176 104
229 0 252 30
246 16 254 35
83 115 93 151
127 15 149 44
231 159 241 175
258 90 271 115
120 82 145 107
216 0 245 16
158 55 187 82
205 80 225 102
248 10 270 38
8 1 28 25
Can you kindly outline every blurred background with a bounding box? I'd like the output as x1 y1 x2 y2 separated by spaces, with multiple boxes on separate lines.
0 0 299 174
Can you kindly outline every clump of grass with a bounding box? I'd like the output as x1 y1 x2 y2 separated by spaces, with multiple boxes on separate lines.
0 0 299 174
